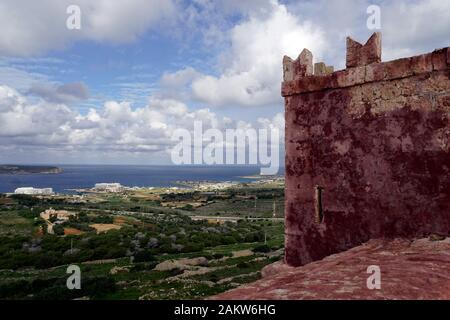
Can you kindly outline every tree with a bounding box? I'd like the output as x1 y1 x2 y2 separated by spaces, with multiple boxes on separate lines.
253 244 271 253
52 224 65 236
133 250 155 263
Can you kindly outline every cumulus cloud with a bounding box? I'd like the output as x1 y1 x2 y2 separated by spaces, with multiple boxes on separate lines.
190 0 326 108
0 85 274 149
0 0 176 56
0 86 74 139
0 84 284 164
381 0 450 60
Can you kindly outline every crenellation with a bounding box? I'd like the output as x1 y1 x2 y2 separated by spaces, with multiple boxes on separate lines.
281 32 450 98
282 50 449 97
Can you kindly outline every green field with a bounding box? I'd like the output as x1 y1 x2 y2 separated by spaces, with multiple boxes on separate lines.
0 190 284 300
0 211 38 236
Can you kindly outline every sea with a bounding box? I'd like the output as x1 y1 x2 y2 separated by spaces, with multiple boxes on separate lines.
0 165 284 194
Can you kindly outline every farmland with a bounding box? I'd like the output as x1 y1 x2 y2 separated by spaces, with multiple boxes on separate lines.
0 178 284 300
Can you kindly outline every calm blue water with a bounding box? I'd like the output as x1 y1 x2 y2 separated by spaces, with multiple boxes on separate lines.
0 165 284 194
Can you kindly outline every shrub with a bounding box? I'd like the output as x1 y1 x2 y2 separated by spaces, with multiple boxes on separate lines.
208 274 220 282
182 204 195 211
169 268 184 277
35 252 62 269
133 250 155 263
212 253 224 259
53 224 65 236
0 280 30 299
253 244 271 253
236 262 250 269
130 261 157 271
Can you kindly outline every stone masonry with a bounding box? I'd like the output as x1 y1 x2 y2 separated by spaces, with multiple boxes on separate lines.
283 32 450 267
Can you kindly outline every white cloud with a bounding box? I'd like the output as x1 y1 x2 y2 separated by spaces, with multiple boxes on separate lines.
83 0 175 43
0 0 176 56
0 86 74 138
0 84 285 163
381 0 450 60
0 86 215 151
191 1 327 108
257 112 284 133
160 67 201 89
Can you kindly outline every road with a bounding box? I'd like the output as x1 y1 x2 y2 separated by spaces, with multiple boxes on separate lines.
62 206 284 223
189 215 284 222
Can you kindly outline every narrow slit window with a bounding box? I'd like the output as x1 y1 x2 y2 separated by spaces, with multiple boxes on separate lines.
315 185 324 223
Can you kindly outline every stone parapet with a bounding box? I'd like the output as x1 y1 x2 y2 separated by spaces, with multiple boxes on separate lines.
282 47 450 96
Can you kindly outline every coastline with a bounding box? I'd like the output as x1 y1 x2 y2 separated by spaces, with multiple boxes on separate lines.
0 165 283 194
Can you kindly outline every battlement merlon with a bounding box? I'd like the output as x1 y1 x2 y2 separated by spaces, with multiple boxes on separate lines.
281 35 450 97
346 32 381 68
283 49 313 81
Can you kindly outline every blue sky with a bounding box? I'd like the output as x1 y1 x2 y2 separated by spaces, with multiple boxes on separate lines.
0 0 449 165
1 20 207 111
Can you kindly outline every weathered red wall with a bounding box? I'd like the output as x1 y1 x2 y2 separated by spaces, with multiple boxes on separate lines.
283 33 450 267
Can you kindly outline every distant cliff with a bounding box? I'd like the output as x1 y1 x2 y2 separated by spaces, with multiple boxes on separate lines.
0 165 62 174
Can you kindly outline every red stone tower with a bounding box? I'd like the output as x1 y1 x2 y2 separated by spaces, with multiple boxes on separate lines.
283 33 450 267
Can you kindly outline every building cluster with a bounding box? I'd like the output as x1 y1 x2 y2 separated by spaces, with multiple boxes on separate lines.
93 183 124 193
14 187 54 195
40 208 77 222
178 181 238 191
39 208 78 234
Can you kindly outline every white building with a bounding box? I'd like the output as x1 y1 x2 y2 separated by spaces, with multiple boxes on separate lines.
14 187 54 195
93 183 124 193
